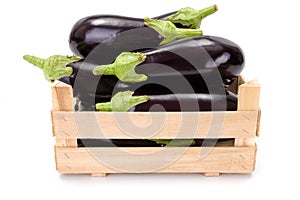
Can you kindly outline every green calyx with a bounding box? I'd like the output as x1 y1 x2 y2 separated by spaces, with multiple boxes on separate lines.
23 55 81 82
92 52 147 82
149 139 196 147
168 5 218 29
144 17 202 45
96 91 149 112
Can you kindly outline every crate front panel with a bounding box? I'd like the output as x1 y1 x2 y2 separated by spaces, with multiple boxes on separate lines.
55 146 256 174
52 111 258 139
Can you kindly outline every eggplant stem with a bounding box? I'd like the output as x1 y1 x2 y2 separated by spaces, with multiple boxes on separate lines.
144 18 202 45
96 91 149 112
149 139 196 146
23 55 81 82
93 52 147 83
167 5 218 29
96 102 112 111
91 64 115 75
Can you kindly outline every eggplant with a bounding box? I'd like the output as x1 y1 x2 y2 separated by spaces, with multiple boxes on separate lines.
95 90 237 112
69 5 217 57
61 58 229 106
60 35 244 105
69 15 155 57
132 91 237 111
93 35 245 85
24 35 244 102
140 36 244 83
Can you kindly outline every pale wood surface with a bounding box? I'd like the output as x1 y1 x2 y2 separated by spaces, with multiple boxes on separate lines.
237 79 260 111
234 138 256 147
91 173 107 177
204 172 220 177
55 146 256 174
55 138 77 148
256 108 261 137
51 81 74 111
52 111 258 139
236 79 260 146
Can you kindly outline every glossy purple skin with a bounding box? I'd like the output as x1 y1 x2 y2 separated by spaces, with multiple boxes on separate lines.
61 60 237 112
61 57 229 100
61 35 244 105
132 90 237 112
61 35 243 111
138 36 245 81
69 12 177 57
83 90 237 112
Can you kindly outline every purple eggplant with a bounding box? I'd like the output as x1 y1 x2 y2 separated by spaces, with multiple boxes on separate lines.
140 36 244 83
60 64 225 112
23 35 244 100
95 90 237 112
131 91 237 111
93 35 245 85
69 5 217 57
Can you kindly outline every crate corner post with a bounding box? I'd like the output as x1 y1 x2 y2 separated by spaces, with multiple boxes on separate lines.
51 81 78 174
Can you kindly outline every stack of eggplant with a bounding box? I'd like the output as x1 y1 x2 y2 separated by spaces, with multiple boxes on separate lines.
24 5 244 113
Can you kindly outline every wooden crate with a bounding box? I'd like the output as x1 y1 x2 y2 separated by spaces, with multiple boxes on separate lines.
51 76 261 177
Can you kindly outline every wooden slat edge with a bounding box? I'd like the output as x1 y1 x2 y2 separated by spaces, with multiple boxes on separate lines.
51 110 55 137
55 138 77 148
237 79 261 111
51 81 74 111
55 146 256 174
234 138 256 147
204 172 220 177
52 111 258 139
256 108 261 137
91 173 107 177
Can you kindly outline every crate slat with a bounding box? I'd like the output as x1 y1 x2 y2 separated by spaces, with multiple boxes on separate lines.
55 146 257 174
52 111 258 139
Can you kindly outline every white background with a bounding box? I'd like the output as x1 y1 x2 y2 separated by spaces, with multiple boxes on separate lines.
1 0 299 199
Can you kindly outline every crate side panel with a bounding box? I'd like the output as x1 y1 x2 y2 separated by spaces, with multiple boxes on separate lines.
52 111 258 139
55 146 256 174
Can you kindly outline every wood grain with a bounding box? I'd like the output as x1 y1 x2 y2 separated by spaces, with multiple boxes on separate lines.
52 111 258 139
50 76 261 175
51 81 74 111
55 146 257 174
235 79 261 146
237 79 260 111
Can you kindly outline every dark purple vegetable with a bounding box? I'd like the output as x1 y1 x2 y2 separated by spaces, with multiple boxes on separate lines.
69 15 154 57
69 5 217 57
61 57 228 103
140 36 244 83
95 89 237 112
131 91 237 111
69 16 201 59
60 61 117 98
93 35 245 85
